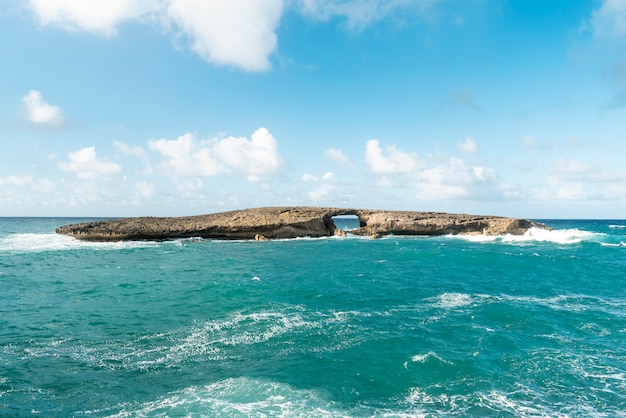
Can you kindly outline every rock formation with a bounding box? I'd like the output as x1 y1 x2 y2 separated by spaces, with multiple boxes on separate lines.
55 207 547 242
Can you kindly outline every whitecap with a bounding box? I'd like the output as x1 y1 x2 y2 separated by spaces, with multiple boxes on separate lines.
0 233 158 253
408 351 452 365
434 292 473 309
447 226 602 245
503 227 598 244
600 241 626 248
108 378 340 417
452 234 499 243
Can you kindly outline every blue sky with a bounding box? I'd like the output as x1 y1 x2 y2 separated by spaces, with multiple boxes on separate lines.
1 0 625 218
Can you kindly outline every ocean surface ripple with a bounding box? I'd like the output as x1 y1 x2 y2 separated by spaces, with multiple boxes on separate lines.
1 218 625 417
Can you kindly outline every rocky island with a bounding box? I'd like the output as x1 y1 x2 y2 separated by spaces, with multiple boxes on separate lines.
55 207 545 242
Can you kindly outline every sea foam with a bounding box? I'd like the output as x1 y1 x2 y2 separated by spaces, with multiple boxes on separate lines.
0 233 157 252
108 378 340 418
449 226 601 245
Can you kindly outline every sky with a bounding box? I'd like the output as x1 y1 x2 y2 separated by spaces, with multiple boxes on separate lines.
1 0 625 218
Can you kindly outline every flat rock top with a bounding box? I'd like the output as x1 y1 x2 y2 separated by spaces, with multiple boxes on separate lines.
55 206 545 241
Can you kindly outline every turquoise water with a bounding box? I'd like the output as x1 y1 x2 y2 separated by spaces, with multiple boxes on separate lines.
1 217 625 417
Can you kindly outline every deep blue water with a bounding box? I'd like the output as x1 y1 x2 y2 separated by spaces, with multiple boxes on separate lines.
0 217 625 417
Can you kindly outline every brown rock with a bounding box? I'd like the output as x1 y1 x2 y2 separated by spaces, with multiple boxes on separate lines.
55 207 548 242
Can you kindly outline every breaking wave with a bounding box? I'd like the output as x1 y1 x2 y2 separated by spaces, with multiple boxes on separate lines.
0 233 159 252
449 227 604 245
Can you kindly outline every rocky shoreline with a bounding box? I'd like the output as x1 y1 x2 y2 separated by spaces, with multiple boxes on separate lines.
55 207 546 242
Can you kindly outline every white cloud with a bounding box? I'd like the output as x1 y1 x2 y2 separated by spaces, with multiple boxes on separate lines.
25 0 439 72
457 137 478 155
364 139 419 174
321 172 335 181
22 90 64 126
59 146 122 179
114 140 153 174
174 178 205 197
26 0 283 71
298 0 439 30
149 128 283 181
212 128 283 181
591 0 626 39
416 157 498 200
148 133 228 177
308 171 336 200
27 0 156 36
552 158 621 183
302 173 318 182
135 181 156 198
536 158 626 201
0 175 34 187
167 0 283 71
324 147 352 168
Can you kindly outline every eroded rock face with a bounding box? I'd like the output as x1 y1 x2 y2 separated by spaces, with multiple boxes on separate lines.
55 207 547 242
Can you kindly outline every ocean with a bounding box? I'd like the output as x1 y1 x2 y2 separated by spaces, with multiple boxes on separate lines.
0 217 625 417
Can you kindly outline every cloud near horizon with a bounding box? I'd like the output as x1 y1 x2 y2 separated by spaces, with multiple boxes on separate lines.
148 127 283 181
362 138 515 201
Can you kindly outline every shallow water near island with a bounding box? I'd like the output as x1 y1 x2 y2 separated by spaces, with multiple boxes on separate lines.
1 218 625 416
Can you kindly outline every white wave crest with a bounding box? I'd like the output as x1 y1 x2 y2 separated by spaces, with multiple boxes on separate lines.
450 227 600 245
434 292 474 309
409 351 453 365
0 233 158 252
404 385 620 417
600 241 626 248
504 227 597 244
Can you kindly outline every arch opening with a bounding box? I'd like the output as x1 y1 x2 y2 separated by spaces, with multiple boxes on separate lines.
331 215 360 231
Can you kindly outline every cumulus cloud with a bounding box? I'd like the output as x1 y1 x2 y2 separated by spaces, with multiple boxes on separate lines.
213 127 283 181
590 0 626 39
22 90 64 127
324 147 352 168
26 0 283 71
298 0 439 30
27 0 156 36
148 133 228 177
362 138 520 201
25 0 442 71
457 137 478 155
149 128 283 181
59 146 122 179
167 0 283 71
364 139 419 174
